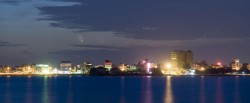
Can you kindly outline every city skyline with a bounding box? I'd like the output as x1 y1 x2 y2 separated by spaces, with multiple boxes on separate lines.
1 0 250 66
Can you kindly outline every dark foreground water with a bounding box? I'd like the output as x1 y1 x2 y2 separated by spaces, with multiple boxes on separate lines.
0 75 249 103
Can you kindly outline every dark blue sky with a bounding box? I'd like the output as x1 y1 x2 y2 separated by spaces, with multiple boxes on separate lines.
1 0 250 66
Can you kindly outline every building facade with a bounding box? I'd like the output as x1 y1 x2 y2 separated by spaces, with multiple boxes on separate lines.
171 50 193 69
230 58 242 71
80 61 93 74
36 64 51 74
60 61 72 73
0 65 12 73
137 59 153 74
104 60 112 71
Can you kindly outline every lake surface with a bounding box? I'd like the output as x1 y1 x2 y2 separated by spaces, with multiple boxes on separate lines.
0 75 249 103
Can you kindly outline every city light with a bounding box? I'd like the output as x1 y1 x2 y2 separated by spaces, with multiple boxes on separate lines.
217 62 221 66
162 63 177 75
147 63 151 73
53 69 58 74
200 67 205 71
166 63 171 69
36 64 52 74
0 56 249 76
42 69 50 74
185 69 195 75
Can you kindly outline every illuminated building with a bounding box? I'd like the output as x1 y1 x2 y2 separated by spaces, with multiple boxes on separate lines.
210 62 223 69
171 50 193 69
80 61 93 74
118 63 127 72
15 64 36 74
36 64 51 74
71 66 77 73
0 65 12 73
137 59 153 74
0 65 4 73
230 58 242 71
76 65 82 74
193 60 209 71
60 61 72 74
127 64 137 71
193 64 204 71
247 64 250 71
104 60 112 71
161 63 173 75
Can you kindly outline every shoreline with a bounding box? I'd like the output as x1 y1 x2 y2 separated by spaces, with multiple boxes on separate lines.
0 73 249 77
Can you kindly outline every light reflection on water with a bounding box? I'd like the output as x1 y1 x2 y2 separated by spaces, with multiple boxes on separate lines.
43 76 49 103
141 76 152 103
165 76 173 103
0 76 249 103
25 77 32 103
67 76 73 103
200 76 206 103
234 76 240 103
4 77 11 103
120 76 126 103
216 77 224 103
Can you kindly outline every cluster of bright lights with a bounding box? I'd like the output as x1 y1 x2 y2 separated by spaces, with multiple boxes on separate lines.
36 64 49 67
166 63 171 68
162 63 178 75
146 63 152 73
42 69 50 74
36 64 52 74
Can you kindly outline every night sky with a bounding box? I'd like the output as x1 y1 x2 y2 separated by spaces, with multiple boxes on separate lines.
1 0 250 66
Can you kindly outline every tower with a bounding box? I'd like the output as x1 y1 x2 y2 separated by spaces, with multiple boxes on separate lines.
171 50 193 69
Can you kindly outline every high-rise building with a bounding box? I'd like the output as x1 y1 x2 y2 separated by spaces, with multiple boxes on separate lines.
171 50 193 69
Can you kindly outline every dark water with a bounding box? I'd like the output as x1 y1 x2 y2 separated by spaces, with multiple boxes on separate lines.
0 75 249 103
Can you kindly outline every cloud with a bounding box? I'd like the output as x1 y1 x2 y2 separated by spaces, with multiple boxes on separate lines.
0 0 19 4
0 0 31 5
49 49 84 55
48 49 134 64
37 0 250 40
0 41 26 47
47 45 176 64
22 50 32 55
70 44 125 50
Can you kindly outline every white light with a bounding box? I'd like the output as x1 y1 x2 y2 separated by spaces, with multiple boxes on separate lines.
185 69 195 75
42 69 50 74
53 69 58 74
147 63 151 73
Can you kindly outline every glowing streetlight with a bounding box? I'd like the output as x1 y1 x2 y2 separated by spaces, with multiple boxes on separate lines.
200 67 205 71
166 63 171 69
163 63 172 75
